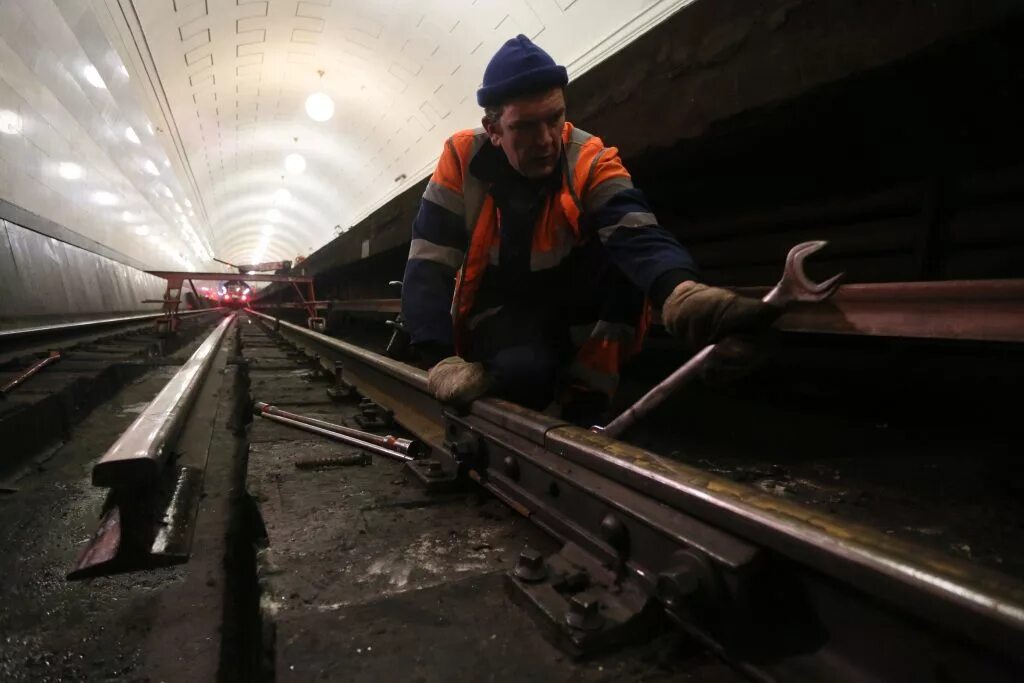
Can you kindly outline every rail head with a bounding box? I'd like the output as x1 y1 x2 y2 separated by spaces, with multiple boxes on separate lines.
91 313 235 489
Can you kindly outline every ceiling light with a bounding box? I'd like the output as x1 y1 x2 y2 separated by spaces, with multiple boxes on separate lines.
92 191 118 206
0 110 22 135
184 199 192 209
304 92 334 122
284 153 306 174
163 159 171 168
125 126 139 143
146 122 155 135
121 210 136 221
267 208 282 222
135 224 150 236
159 185 172 198
143 159 160 175
261 225 273 235
146 234 159 243
83 65 106 89
58 162 83 180
119 64 129 78
174 203 183 213
273 188 291 204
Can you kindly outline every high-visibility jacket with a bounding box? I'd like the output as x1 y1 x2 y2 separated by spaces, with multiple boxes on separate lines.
402 122 697 397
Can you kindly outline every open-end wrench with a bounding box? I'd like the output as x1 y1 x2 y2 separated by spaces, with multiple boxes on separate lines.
594 240 842 439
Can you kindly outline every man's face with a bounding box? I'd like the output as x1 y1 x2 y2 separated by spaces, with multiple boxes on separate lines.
484 87 566 179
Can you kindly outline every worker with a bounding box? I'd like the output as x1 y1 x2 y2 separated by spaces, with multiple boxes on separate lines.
401 35 779 422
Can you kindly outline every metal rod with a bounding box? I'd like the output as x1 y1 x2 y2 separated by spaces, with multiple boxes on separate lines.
255 411 414 462
0 351 61 397
253 401 423 457
596 345 716 438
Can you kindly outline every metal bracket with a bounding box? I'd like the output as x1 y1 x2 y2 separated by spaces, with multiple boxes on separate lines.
505 543 664 658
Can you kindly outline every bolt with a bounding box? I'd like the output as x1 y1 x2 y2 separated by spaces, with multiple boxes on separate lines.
447 433 481 463
294 452 371 469
656 551 712 611
503 455 519 480
600 514 629 555
513 547 547 582
565 594 604 631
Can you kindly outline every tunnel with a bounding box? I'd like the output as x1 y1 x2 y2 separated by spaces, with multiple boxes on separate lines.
1 1 1022 681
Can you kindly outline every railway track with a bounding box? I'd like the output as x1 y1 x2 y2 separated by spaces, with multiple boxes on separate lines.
0 304 1020 681
245 309 1024 680
0 309 223 481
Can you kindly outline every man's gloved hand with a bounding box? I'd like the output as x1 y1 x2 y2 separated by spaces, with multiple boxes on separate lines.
427 356 493 405
661 281 782 384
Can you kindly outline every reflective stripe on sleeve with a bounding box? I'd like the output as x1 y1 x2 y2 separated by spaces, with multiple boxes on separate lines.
423 181 464 216
408 238 465 270
583 176 634 213
597 211 659 243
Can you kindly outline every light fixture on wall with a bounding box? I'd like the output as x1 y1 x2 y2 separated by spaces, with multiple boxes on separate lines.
83 64 106 89
58 162 83 180
285 153 306 174
0 110 22 135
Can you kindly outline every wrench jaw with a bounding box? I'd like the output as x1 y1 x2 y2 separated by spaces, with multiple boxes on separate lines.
766 240 844 306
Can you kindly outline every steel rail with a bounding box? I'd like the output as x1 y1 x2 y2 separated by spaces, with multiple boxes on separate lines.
311 278 1024 342
0 308 218 342
245 309 1024 677
92 313 235 489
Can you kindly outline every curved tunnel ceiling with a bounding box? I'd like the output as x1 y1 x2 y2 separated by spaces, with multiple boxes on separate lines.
0 0 691 272
134 0 692 269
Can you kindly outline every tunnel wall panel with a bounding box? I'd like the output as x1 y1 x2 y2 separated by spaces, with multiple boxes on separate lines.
0 218 166 328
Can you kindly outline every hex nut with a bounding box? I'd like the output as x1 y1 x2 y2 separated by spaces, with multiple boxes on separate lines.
513 547 547 582
564 594 604 631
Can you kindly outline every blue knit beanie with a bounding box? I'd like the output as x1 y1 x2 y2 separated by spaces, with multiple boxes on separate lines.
477 35 568 107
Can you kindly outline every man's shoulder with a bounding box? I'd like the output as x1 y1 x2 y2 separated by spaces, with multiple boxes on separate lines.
447 127 487 144
563 122 600 149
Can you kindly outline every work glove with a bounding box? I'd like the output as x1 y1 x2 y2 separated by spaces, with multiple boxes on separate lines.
661 281 782 384
427 356 493 405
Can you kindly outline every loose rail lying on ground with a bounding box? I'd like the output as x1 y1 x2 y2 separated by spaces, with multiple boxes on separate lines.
247 308 1024 681
92 314 235 488
69 313 236 578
